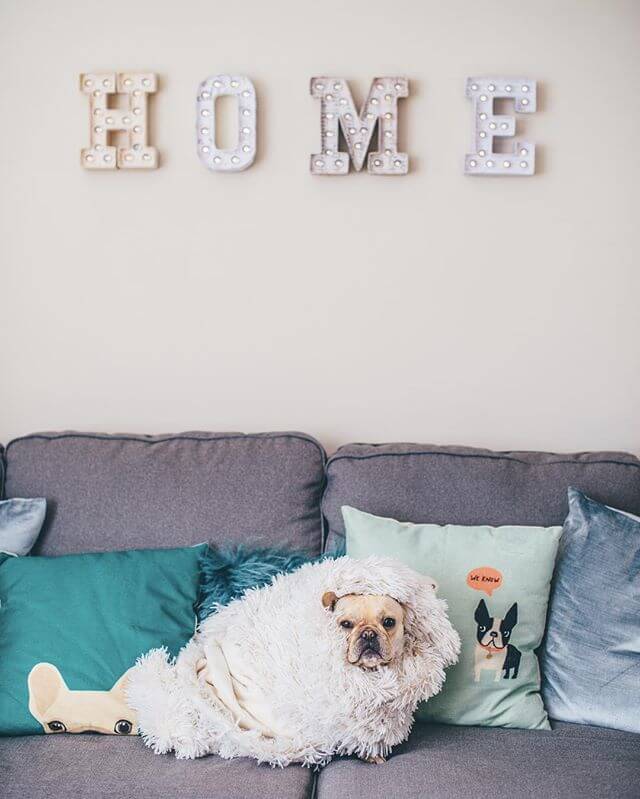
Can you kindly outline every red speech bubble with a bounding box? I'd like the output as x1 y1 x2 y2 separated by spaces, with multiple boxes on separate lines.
466 566 503 597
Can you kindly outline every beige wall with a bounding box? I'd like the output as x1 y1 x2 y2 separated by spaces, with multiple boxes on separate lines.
1 0 639 454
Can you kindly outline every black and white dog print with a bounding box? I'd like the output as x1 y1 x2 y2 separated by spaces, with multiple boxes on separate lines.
473 599 521 682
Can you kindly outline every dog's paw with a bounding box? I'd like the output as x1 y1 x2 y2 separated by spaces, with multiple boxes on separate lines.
363 755 386 765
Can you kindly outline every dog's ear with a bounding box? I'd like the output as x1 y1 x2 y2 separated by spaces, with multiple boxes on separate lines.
322 591 338 611
504 602 518 628
28 663 67 720
474 599 491 625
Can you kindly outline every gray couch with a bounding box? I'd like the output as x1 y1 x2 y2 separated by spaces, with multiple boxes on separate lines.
1 431 639 799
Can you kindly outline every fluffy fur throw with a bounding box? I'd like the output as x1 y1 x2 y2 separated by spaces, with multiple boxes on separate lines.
127 556 460 766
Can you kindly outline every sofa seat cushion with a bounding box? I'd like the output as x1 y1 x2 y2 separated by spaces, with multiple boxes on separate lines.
2 431 325 555
0 735 314 799
316 721 640 799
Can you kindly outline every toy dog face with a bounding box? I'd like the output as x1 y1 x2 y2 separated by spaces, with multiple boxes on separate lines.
322 592 405 670
474 599 518 650
28 662 136 735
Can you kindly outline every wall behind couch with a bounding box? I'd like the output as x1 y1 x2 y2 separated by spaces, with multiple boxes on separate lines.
1 0 638 454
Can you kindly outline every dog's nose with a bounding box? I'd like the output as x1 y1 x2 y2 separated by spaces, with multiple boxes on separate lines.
490 631 498 638
361 629 377 641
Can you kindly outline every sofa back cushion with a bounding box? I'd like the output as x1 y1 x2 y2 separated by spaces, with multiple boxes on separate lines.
2 432 325 556
322 443 640 553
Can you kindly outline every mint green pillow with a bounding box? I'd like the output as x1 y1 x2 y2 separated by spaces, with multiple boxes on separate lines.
343 506 562 730
0 544 207 736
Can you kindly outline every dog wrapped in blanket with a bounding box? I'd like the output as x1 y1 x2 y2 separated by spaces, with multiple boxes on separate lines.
127 556 460 766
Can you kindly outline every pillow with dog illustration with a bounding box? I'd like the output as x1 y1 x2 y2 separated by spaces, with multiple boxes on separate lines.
0 544 207 736
343 505 562 730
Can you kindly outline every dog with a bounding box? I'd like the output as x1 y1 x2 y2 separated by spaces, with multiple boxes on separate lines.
128 556 460 765
473 599 521 682
28 662 136 735
194 591 410 748
319 591 407 763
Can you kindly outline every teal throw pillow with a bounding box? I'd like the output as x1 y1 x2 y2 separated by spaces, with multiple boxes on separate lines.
0 543 207 736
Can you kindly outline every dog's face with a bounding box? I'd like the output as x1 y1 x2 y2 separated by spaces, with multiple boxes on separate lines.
322 591 405 669
474 599 518 650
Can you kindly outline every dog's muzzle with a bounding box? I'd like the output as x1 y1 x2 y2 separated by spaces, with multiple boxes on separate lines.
357 628 382 659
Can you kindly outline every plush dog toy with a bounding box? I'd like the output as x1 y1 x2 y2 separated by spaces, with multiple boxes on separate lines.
127 556 460 766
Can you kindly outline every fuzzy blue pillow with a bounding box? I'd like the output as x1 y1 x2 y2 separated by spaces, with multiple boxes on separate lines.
197 546 321 621
541 488 640 733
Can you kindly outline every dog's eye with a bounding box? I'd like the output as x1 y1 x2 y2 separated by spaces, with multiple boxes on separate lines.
47 720 66 733
503 631 510 638
382 617 396 629
340 620 353 629
479 626 486 632
114 719 133 735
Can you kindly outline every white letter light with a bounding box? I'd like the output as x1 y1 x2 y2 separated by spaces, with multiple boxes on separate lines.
80 72 158 169
197 75 257 172
464 77 537 176
310 77 409 175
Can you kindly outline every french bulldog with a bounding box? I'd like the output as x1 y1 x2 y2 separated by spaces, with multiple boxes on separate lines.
321 591 407 762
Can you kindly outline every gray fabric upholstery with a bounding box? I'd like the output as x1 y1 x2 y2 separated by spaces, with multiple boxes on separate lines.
2 434 638 798
0 735 314 799
1 721 637 799
322 443 640 552
2 431 325 555
316 721 640 799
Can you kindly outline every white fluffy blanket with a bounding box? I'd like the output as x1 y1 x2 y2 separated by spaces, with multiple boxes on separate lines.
127 556 460 766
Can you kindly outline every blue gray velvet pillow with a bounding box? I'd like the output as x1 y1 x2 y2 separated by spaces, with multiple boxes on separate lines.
541 488 640 733
0 499 46 556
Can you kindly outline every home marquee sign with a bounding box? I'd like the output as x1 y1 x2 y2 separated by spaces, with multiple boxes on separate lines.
80 72 538 176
